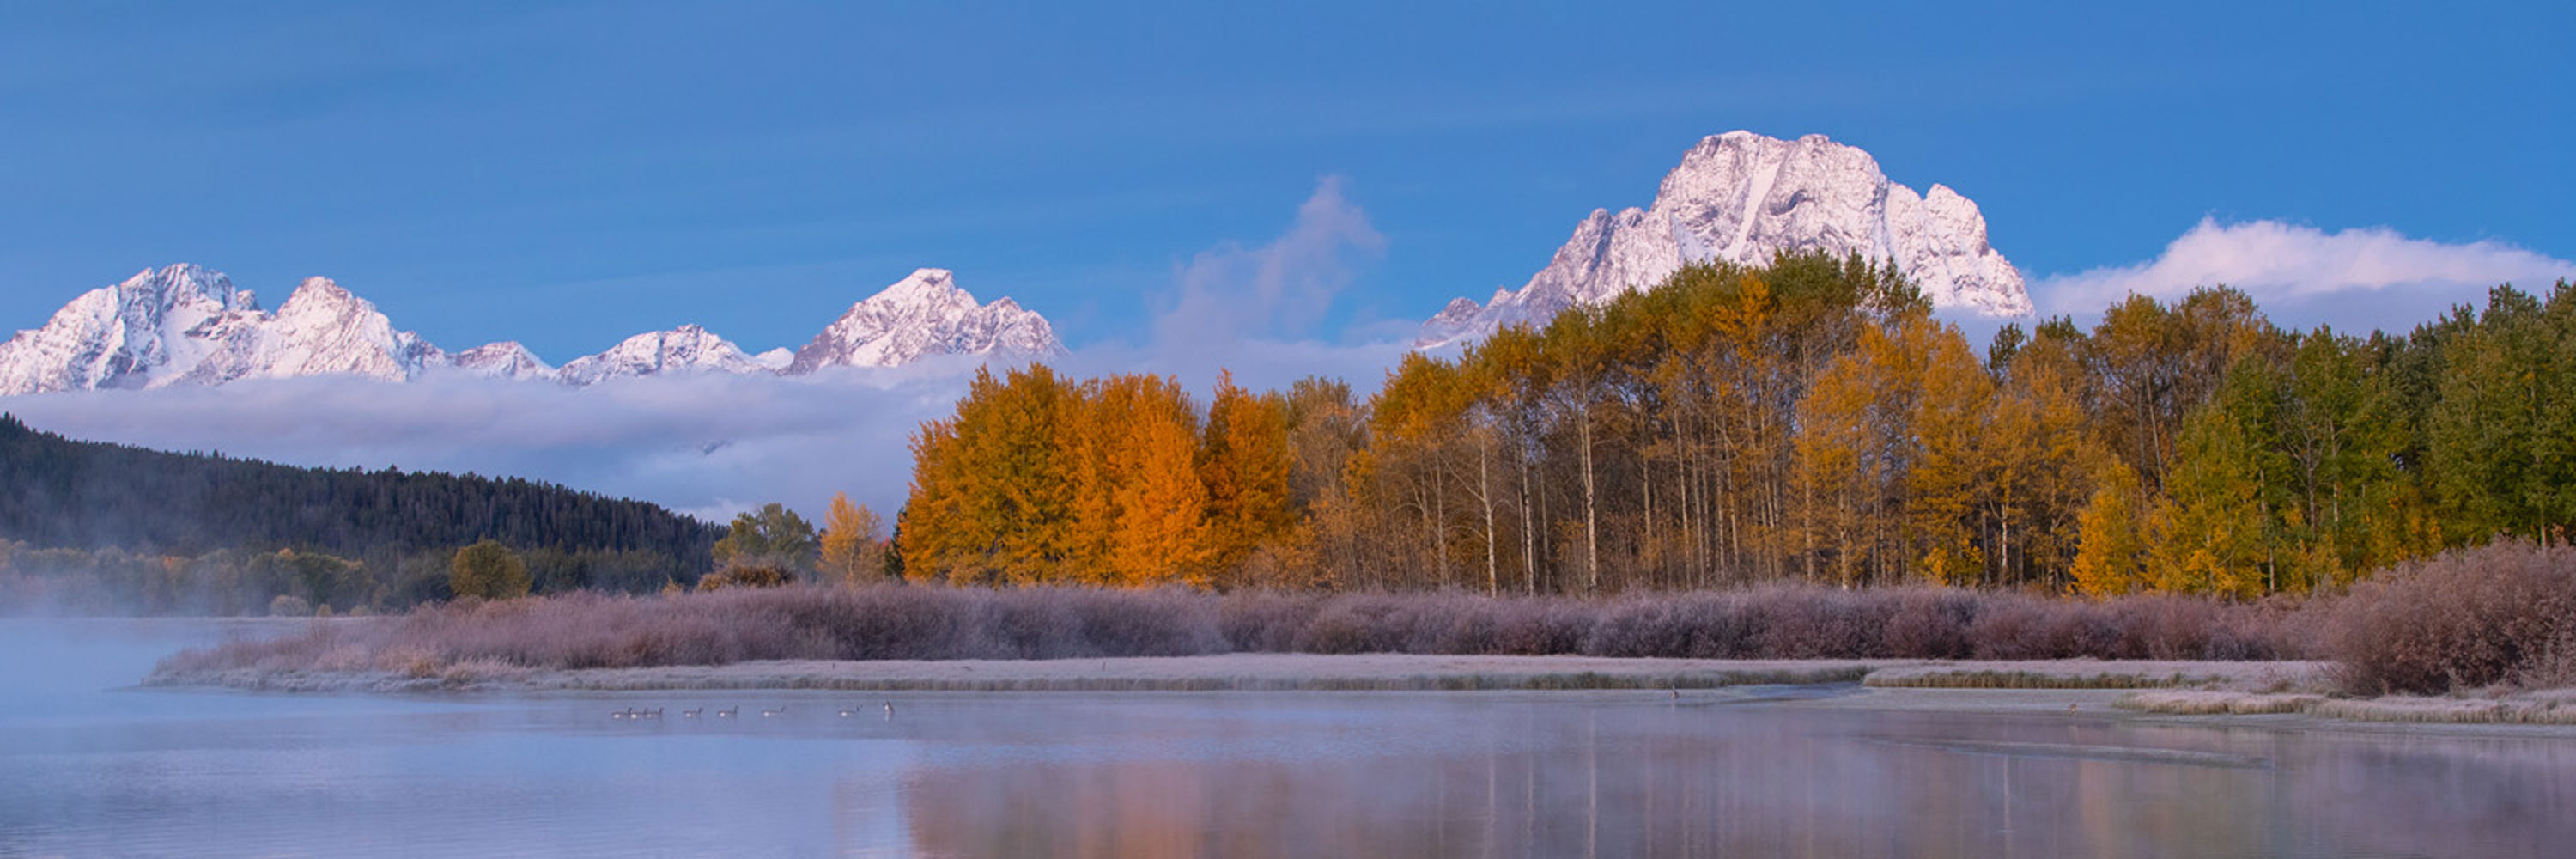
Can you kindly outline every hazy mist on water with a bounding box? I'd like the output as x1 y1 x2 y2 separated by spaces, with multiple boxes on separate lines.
2 619 2570 857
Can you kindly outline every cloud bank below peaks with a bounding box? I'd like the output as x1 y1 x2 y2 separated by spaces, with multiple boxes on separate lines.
0 362 990 523
2038 217 2576 332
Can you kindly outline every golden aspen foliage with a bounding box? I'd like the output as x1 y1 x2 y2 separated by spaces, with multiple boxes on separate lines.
818 491 886 587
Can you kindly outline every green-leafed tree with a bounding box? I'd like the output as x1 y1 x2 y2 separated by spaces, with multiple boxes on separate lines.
449 539 531 600
712 503 820 580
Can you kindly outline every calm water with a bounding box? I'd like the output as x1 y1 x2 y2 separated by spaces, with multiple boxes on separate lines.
2 620 2570 858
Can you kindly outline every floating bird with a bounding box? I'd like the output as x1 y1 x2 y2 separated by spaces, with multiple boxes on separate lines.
716 706 738 719
838 707 855 717
643 708 664 719
883 702 894 720
682 708 703 718
611 708 634 720
762 707 786 718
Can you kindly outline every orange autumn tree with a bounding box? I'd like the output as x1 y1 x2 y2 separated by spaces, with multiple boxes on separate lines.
1200 371 1296 576
902 365 1076 585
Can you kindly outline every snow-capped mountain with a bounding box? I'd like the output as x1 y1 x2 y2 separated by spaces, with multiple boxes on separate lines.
0 265 451 394
1419 131 2031 347
555 325 771 386
786 268 1062 373
0 264 1068 395
184 277 447 385
449 341 554 381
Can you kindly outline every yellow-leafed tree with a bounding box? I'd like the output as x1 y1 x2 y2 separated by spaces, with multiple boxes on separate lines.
1199 370 1295 582
818 491 886 587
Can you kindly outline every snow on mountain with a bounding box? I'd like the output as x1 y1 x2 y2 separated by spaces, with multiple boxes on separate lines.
555 325 771 387
449 341 554 381
0 264 1069 395
0 265 454 395
182 277 446 385
1418 131 2031 347
785 268 1064 374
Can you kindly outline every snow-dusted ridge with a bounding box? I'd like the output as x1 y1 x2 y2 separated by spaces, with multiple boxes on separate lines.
1419 131 2032 347
787 268 1063 374
0 266 1066 394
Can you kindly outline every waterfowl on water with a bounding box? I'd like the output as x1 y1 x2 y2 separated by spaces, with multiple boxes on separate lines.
762 707 786 717
884 702 894 720
682 708 703 718
716 706 739 718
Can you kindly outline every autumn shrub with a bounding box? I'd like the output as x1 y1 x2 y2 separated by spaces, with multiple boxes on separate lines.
1218 590 1327 651
157 580 2310 679
1881 588 1980 659
2325 542 2576 694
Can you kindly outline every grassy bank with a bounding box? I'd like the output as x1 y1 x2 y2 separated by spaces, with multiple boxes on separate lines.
151 582 2301 683
148 543 2576 716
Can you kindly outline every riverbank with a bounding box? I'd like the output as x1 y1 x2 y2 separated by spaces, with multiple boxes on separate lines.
149 651 2576 731
149 651 2324 695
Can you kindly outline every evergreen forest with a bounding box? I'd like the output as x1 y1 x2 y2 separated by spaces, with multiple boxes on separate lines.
0 417 720 614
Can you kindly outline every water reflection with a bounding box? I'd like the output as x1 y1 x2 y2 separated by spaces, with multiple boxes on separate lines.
3 621 2570 858
895 698 2574 859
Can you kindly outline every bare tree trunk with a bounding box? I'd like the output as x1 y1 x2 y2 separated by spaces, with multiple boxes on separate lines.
1580 406 1601 594
1520 427 1537 594
1479 436 1498 595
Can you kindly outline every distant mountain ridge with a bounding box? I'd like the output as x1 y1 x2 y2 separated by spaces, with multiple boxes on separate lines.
0 265 1063 395
1420 131 2032 347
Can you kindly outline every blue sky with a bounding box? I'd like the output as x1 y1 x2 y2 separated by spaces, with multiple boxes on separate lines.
4 2 2570 361
4 2 2573 519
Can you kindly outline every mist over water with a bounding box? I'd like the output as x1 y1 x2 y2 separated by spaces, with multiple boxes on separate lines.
3 620 2571 857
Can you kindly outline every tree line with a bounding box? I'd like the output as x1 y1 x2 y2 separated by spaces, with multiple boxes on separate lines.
0 416 722 614
896 252 2575 597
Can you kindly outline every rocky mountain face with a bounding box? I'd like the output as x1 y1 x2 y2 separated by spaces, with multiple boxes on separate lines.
553 325 774 387
787 268 1062 374
1419 131 2032 347
0 265 1066 394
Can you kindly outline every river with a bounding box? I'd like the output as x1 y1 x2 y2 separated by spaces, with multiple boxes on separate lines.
2 619 2567 857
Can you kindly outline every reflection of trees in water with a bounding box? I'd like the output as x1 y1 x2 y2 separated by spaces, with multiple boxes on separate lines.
891 705 2576 858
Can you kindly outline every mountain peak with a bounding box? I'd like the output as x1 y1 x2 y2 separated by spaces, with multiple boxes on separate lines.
555 324 766 387
785 268 1063 375
450 341 553 381
1419 131 2032 347
0 263 1069 393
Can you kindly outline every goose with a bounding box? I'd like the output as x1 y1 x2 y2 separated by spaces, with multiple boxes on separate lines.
762 706 786 718
838 707 855 717
643 708 664 719
883 702 894 720
611 707 634 720
682 708 703 718
716 706 739 718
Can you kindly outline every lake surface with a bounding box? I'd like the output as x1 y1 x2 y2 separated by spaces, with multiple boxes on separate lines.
2 619 2570 857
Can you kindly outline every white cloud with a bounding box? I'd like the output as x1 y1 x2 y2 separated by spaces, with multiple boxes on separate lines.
2038 217 2575 330
1151 176 1387 356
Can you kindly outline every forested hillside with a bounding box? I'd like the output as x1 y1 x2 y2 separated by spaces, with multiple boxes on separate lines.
901 252 2576 597
0 417 720 614
0 415 718 557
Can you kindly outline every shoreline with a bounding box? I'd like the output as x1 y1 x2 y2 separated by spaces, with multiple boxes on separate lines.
150 651 2321 696
145 652 2576 732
